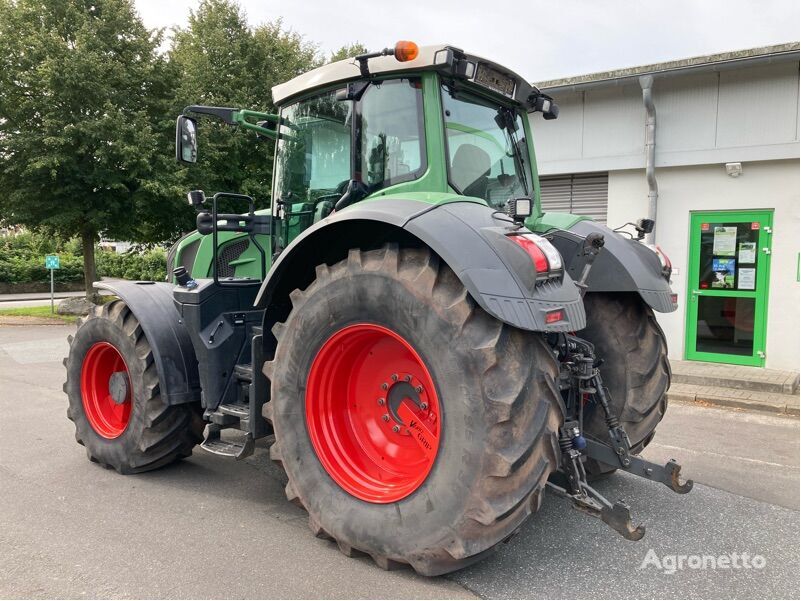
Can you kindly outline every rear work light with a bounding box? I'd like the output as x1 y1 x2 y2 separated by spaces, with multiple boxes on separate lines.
509 233 564 282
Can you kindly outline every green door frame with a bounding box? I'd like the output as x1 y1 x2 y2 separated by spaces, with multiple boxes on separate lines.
685 209 773 367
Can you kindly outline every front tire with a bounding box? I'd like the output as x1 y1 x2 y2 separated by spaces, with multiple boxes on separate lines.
264 246 563 576
64 300 204 473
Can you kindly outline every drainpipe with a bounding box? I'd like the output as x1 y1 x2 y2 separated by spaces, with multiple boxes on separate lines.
639 75 657 244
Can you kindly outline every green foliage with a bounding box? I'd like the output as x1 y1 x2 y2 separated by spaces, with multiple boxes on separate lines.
170 0 321 209
0 0 189 245
0 231 166 283
329 42 370 62
96 248 166 281
0 0 375 290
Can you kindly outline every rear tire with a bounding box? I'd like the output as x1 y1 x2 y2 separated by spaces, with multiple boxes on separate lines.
580 292 671 476
64 300 204 474
264 245 563 575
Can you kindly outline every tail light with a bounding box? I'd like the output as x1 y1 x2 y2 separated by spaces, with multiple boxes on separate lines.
509 233 563 282
647 244 672 279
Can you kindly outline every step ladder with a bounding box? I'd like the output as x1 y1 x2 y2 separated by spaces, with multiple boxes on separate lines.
200 326 271 459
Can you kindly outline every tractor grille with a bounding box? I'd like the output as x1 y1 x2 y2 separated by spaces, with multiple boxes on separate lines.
216 238 249 278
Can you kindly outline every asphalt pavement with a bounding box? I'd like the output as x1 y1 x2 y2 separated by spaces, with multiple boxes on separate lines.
0 323 798 599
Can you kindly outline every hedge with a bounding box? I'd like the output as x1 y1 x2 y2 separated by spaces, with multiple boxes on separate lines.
0 232 167 284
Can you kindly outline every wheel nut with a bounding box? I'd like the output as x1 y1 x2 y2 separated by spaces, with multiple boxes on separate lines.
415 386 423 393
420 402 428 410
392 425 400 433
381 383 388 390
382 414 390 422
377 398 385 405
405 375 412 382
391 374 398 382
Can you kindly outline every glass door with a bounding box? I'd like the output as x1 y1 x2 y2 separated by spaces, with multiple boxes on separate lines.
685 210 773 367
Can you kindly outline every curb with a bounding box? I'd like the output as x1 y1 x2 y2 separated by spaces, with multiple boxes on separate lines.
668 388 800 417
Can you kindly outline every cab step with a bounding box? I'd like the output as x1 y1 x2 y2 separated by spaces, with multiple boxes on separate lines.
199 328 270 461
200 425 255 459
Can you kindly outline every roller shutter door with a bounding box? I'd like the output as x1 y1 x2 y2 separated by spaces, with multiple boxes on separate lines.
539 172 608 224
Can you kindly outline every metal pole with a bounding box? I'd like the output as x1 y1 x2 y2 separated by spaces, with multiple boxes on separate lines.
50 268 54 314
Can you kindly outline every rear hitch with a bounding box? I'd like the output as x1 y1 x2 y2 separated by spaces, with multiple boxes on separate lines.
547 479 646 541
548 331 693 541
585 439 693 494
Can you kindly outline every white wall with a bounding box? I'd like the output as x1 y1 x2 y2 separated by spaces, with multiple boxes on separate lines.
607 160 800 371
533 57 800 176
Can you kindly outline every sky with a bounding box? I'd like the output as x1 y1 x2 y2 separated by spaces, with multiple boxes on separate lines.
134 0 799 82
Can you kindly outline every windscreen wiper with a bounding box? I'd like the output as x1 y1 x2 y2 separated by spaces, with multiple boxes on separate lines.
496 108 529 195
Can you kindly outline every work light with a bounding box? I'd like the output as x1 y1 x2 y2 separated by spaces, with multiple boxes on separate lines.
505 197 532 223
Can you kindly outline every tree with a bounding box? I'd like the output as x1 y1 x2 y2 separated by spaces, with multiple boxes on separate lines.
329 42 369 63
170 1 320 209
0 0 183 297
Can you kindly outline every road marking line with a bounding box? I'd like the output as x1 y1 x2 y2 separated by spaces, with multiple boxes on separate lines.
648 442 796 469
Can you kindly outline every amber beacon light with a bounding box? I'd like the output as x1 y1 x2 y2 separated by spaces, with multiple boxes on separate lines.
394 40 419 62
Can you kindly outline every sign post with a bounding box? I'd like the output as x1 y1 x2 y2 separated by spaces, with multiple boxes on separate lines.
45 255 60 314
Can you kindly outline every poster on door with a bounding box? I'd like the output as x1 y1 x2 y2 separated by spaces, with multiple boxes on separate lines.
738 242 756 264
738 268 756 290
711 258 735 288
713 226 737 256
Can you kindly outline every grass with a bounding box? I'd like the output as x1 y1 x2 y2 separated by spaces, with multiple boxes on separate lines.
0 305 79 323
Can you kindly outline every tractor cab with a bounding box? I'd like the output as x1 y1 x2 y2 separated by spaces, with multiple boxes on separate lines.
174 43 559 268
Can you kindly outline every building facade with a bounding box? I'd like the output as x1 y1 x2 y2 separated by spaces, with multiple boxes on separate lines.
532 43 800 371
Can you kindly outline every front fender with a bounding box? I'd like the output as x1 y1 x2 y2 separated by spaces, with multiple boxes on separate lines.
255 199 586 332
93 280 201 404
549 220 677 313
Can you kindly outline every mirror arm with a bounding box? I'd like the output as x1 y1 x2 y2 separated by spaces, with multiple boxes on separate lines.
235 110 280 139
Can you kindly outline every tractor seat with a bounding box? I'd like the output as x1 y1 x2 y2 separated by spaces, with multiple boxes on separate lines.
451 144 491 200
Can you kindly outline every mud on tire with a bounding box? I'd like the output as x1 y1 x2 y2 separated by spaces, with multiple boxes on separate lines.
64 300 204 473
263 245 564 576
580 292 671 476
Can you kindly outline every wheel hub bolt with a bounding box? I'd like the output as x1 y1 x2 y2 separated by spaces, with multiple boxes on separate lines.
404 375 412 382
381 383 388 390
392 425 400 433
420 402 428 410
377 398 385 406
391 374 399 382
382 414 390 422
415 386 423 393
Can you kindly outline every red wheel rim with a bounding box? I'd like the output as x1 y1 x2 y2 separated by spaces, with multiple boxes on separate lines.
306 324 441 503
80 342 132 439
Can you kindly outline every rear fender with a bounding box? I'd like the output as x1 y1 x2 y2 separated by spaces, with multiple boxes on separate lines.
254 199 586 333
548 220 677 313
93 280 201 405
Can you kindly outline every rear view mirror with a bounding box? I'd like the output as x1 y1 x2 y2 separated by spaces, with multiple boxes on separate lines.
175 115 198 164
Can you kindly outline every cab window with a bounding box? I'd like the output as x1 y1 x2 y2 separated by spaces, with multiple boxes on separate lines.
273 91 353 206
359 78 426 189
441 85 532 208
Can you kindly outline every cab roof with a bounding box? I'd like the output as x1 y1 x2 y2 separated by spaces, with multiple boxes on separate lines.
271 44 540 108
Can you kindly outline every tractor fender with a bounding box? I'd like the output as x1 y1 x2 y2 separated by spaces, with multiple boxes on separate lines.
548 220 677 313
254 199 586 332
93 280 201 405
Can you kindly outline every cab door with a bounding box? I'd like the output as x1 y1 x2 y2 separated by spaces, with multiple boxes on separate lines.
685 210 773 367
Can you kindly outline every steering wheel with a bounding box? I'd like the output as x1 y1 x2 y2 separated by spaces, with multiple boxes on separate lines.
312 180 351 205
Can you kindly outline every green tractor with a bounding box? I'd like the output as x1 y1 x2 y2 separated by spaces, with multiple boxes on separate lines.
64 42 691 575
